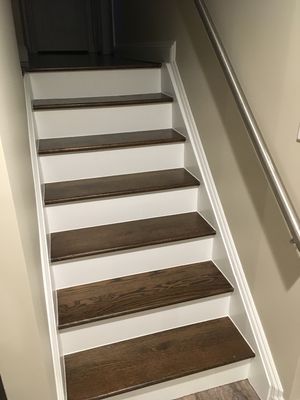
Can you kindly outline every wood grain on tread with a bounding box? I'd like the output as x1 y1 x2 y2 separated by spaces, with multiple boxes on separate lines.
176 380 260 400
38 129 185 155
32 93 172 110
50 212 216 262
65 317 255 400
57 261 233 329
44 169 199 205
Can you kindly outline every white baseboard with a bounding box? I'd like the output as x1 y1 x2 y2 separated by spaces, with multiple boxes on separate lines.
24 74 66 400
165 60 284 400
117 41 176 63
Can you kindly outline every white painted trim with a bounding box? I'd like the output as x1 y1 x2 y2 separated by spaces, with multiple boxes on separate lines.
23 74 65 400
166 62 284 400
117 41 176 63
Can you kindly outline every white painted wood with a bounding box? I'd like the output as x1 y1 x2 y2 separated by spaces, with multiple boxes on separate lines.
84 360 251 400
30 69 161 99
60 295 231 354
161 64 216 228
53 238 214 289
40 144 184 182
34 103 172 138
23 74 66 399
166 61 283 399
46 188 198 232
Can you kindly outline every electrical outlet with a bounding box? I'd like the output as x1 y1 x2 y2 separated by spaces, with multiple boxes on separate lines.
297 124 300 142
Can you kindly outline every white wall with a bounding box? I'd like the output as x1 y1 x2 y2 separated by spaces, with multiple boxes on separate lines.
0 0 56 398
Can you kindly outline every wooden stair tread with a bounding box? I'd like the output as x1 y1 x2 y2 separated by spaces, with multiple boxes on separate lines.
32 93 173 110
58 261 233 329
44 169 199 205
50 212 216 263
38 129 185 155
65 317 255 400
23 54 161 72
176 380 260 400
38 129 186 156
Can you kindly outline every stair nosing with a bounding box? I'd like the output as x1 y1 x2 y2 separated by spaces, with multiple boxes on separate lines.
59 291 231 329
45 183 199 205
58 261 234 330
90 357 254 400
65 317 255 400
51 231 216 263
44 169 200 206
51 213 216 263
50 213 216 263
32 93 173 111
38 129 186 155
24 63 162 73
38 138 185 155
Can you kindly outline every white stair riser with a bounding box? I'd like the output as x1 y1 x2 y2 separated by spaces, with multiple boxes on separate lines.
34 103 172 138
77 361 251 400
40 144 184 182
30 69 161 99
60 295 231 354
46 188 198 232
53 238 214 289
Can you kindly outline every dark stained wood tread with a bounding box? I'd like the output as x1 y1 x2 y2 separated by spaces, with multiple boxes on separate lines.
25 63 162 72
38 129 186 155
176 380 260 400
51 212 216 263
65 317 255 400
58 261 233 329
32 93 173 111
23 54 161 72
44 169 199 205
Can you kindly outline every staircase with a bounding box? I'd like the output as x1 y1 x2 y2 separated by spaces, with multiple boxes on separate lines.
25 60 260 400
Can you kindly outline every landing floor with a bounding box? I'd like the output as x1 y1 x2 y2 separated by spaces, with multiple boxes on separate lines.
21 53 160 72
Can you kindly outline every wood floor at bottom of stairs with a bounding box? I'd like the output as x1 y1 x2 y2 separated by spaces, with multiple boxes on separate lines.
176 380 260 400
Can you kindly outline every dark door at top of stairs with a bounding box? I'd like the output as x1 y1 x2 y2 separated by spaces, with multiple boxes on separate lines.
20 0 113 54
